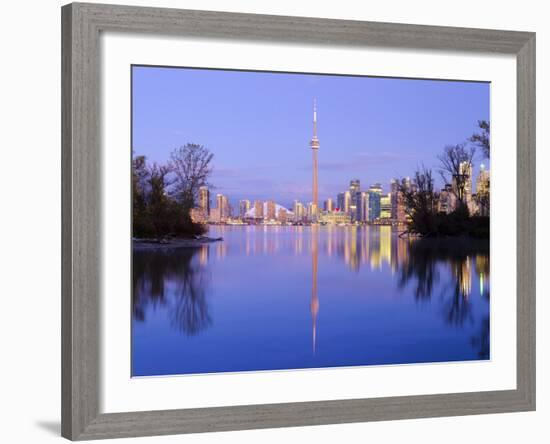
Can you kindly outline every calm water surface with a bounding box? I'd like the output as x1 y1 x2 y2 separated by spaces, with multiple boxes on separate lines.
132 225 490 376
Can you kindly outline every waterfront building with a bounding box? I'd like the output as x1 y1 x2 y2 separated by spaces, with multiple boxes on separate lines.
209 207 221 223
266 200 276 220
198 186 210 215
190 207 208 224
319 209 351 225
380 193 392 220
277 207 287 223
475 164 490 216
452 161 474 212
216 194 229 221
336 192 345 212
349 180 360 221
309 99 320 221
307 202 319 221
359 191 369 222
344 190 351 214
293 200 305 222
368 183 383 221
324 198 334 212
254 200 264 220
239 199 251 219
390 179 399 220
349 192 361 222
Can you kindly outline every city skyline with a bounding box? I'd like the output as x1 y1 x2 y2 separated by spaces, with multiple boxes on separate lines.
132 66 490 208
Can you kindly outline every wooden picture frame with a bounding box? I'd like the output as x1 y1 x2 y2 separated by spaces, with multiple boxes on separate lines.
61 2 535 440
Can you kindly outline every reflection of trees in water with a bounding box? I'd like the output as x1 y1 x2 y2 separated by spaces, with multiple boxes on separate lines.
398 238 490 350
397 243 439 300
133 246 211 336
399 238 487 295
471 315 490 359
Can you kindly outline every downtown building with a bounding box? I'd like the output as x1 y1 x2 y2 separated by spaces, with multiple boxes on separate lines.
475 164 490 216
239 199 251 219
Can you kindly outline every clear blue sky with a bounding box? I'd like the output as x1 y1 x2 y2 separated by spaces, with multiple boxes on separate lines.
132 66 490 208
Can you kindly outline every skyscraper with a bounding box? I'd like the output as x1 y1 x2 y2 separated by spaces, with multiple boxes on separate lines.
254 200 264 220
216 194 229 221
359 191 369 222
349 179 360 194
198 186 210 215
310 99 320 220
277 207 287 223
337 192 345 212
380 193 392 219
368 183 383 221
324 198 334 212
390 179 399 220
239 199 251 218
266 200 276 220
344 190 351 214
349 179 361 222
452 161 473 211
475 164 490 216
293 200 304 222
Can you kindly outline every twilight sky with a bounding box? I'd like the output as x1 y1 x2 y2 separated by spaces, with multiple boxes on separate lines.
132 66 490 209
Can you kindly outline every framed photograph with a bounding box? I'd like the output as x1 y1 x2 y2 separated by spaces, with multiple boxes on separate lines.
61 2 535 440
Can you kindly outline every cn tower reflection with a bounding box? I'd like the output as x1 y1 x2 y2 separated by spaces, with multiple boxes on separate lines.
311 225 319 355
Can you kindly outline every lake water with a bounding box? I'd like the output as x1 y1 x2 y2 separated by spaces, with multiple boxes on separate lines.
132 225 490 376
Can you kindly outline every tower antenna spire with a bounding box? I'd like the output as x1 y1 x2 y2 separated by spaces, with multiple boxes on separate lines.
313 98 317 137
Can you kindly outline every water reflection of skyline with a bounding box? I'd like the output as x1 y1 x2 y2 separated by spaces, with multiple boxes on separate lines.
132 226 490 375
208 226 488 299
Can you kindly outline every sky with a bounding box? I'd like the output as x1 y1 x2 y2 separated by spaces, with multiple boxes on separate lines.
132 65 490 209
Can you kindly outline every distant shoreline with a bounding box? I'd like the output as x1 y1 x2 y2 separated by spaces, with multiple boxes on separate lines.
133 236 222 251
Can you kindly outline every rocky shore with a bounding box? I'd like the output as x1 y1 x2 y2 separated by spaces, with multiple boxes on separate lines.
133 235 223 251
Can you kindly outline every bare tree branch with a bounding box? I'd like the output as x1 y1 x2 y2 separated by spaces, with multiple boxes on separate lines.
470 120 490 159
170 143 214 209
437 144 476 207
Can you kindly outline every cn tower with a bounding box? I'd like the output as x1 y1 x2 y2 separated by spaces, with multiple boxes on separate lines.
310 99 320 219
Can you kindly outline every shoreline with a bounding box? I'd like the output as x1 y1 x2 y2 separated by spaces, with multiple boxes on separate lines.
133 236 223 251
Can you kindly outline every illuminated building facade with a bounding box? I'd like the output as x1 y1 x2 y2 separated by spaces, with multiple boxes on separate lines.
368 183 383 221
216 194 229 221
359 191 369 222
319 210 351 225
349 179 361 221
344 190 351 214
380 193 392 219
266 200 276 220
475 164 490 216
254 200 264 220
198 186 210 215
239 199 251 218
324 198 334 212
293 200 305 222
337 192 345 212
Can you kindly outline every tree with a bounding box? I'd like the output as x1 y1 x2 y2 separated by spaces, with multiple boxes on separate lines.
399 167 438 236
170 144 214 210
470 120 490 159
438 144 476 209
145 162 174 239
132 156 150 236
